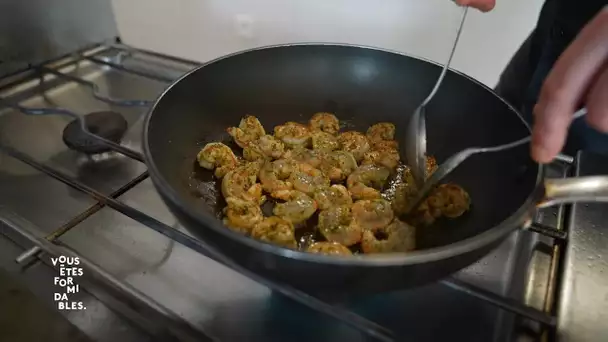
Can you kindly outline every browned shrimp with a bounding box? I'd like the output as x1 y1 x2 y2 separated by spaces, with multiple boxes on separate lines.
436 184 471 218
425 183 471 218
410 183 471 226
390 182 418 217
307 242 352 256
274 122 311 148
243 134 285 161
313 185 353 210
317 205 362 246
338 131 371 162
361 219 416 254
223 197 263 234
362 149 400 170
347 164 390 200
251 217 297 248
352 199 394 232
289 163 330 195
318 150 358 183
273 190 318 224
309 112 340 135
311 131 340 151
283 147 325 168
366 122 395 142
403 156 439 185
221 161 265 204
227 115 265 148
370 139 399 151
197 142 239 178
259 159 295 197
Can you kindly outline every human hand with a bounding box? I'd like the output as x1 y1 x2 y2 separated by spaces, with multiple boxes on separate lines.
454 0 496 12
531 8 608 163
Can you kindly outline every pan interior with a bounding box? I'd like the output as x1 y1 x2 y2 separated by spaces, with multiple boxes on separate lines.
146 45 538 252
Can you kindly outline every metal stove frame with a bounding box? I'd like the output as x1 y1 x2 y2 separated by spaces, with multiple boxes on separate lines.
0 41 567 342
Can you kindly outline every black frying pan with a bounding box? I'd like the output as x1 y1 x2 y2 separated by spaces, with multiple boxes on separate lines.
142 44 552 296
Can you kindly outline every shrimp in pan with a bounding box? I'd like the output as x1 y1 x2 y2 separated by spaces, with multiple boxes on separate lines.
197 142 239 178
227 115 266 148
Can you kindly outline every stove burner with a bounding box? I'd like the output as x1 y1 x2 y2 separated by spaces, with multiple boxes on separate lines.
62 111 128 154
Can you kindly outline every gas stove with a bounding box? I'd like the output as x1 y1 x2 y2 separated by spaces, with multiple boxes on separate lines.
0 43 608 341
2 41 604 342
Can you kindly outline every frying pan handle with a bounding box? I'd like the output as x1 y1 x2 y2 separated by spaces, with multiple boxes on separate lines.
538 176 608 208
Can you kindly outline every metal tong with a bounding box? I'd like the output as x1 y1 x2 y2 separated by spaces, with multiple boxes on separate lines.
404 5 469 188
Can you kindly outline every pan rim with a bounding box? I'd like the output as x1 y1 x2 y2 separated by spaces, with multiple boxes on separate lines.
142 42 544 267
